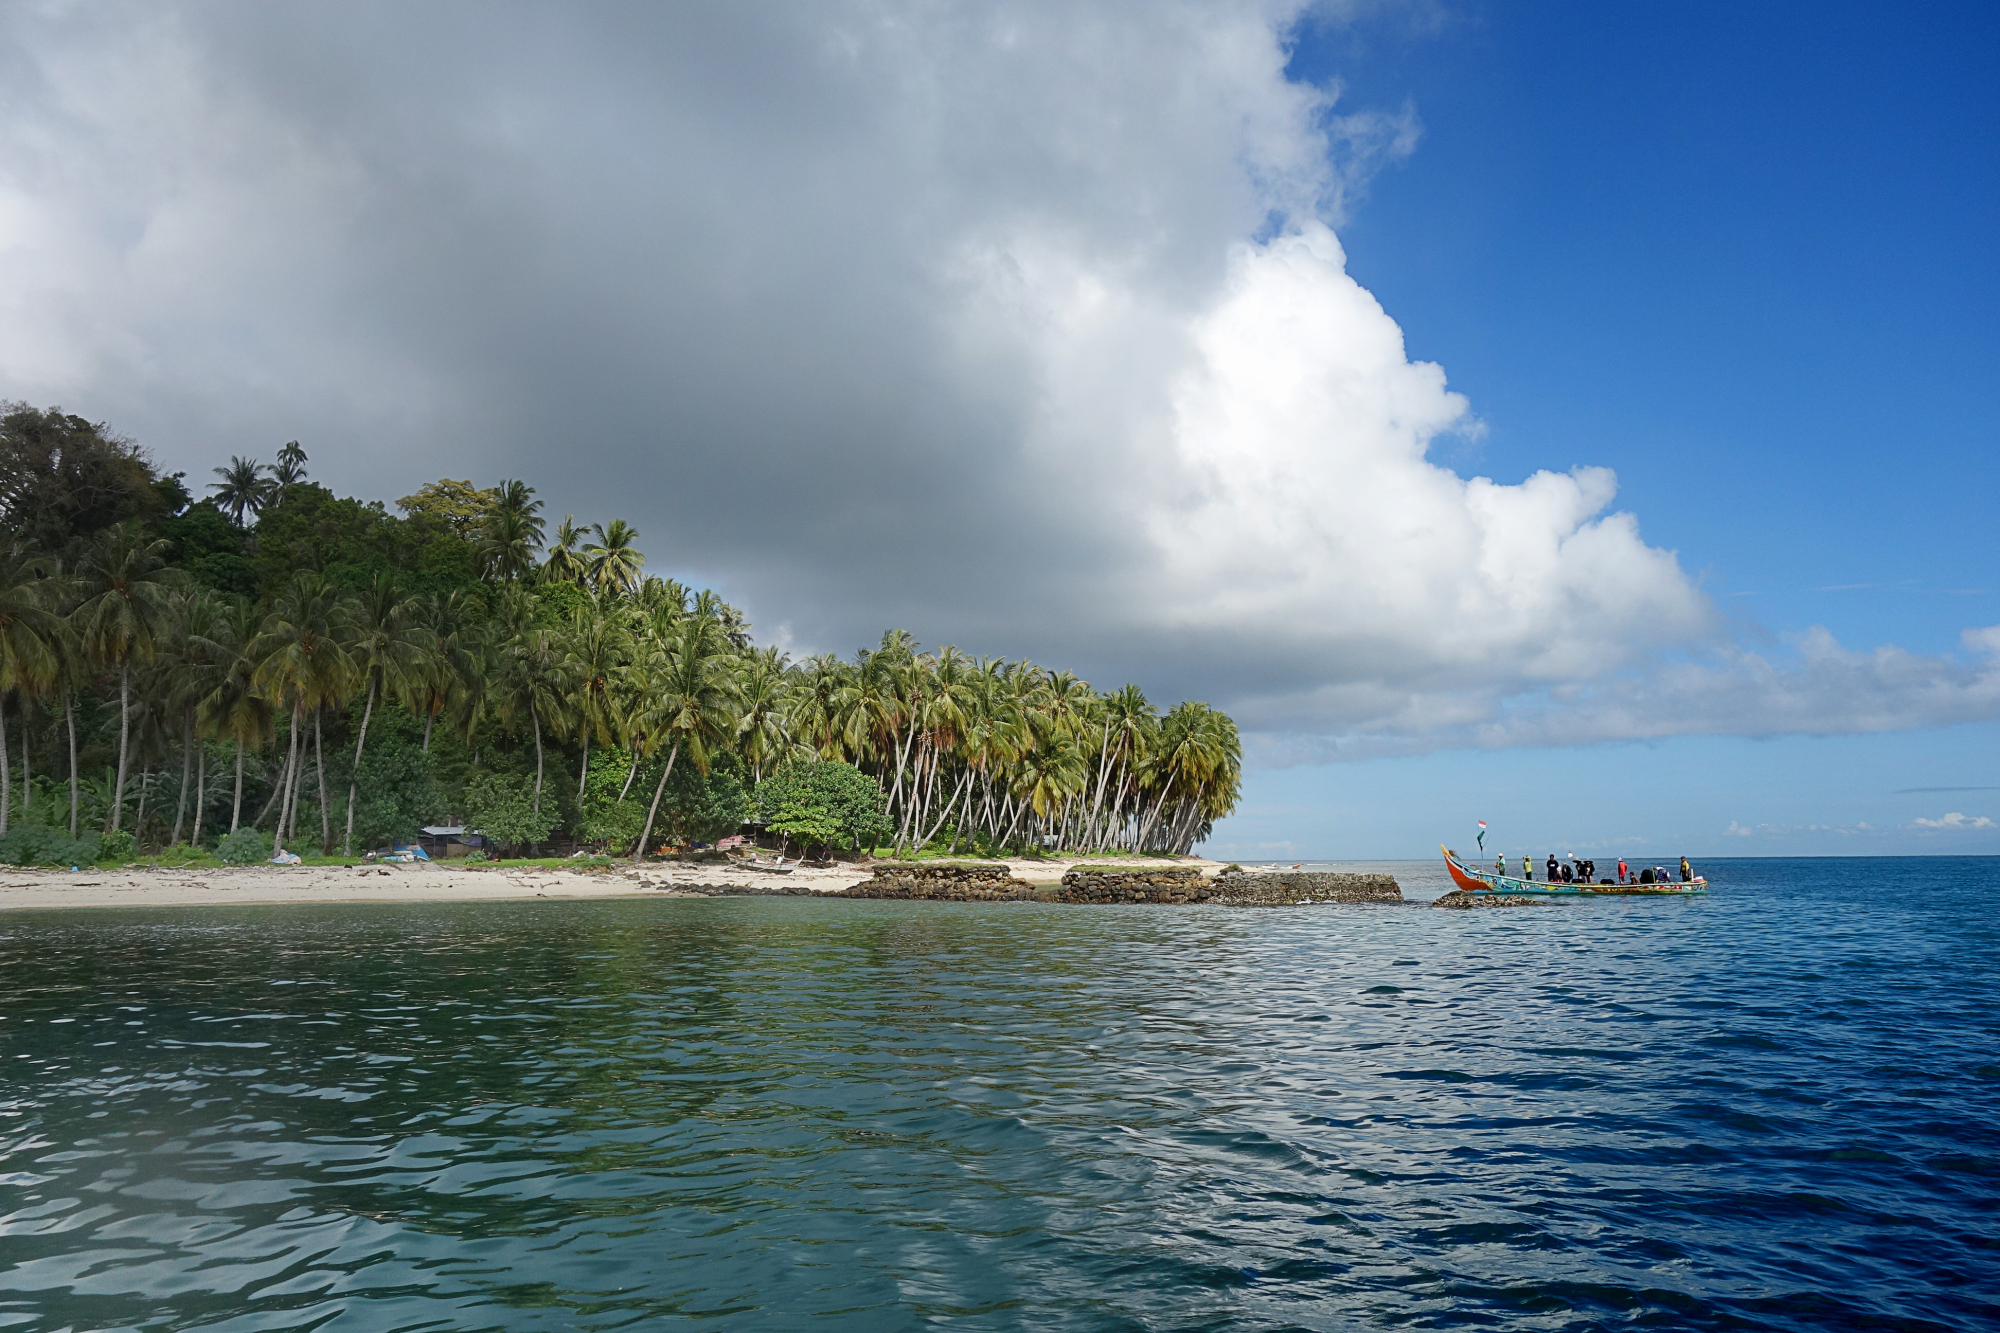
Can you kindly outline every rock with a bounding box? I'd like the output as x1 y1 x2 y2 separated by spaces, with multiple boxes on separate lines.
1432 890 1541 909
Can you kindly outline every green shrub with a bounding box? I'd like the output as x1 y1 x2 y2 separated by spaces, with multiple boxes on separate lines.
96 829 137 864
460 772 557 853
0 824 99 867
575 755 656 849
754 761 890 856
156 842 213 865
215 827 273 864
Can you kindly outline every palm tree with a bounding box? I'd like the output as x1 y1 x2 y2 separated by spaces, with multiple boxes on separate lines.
628 612 738 859
1086 684 1157 851
69 525 187 832
400 590 484 753
193 600 271 834
560 608 628 800
250 571 359 853
272 441 309 490
542 516 588 584
735 646 792 783
209 457 274 526
341 571 423 854
585 520 644 594
0 540 59 835
477 479 546 582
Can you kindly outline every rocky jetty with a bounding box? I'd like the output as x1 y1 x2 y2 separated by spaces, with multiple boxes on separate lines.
1056 866 1210 903
1055 867 1403 905
841 862 1035 901
1432 890 1542 909
1209 870 1403 905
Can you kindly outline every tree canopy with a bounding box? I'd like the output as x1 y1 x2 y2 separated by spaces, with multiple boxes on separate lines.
0 407 1241 861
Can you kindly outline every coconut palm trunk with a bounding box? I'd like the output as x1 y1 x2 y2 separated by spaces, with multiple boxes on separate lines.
314 708 330 852
0 695 10 836
343 677 377 855
171 713 192 846
631 741 680 859
532 696 548 808
273 700 302 852
110 662 132 831
66 697 78 838
194 744 207 843
230 738 244 833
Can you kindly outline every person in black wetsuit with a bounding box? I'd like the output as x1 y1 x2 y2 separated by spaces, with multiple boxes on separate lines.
1546 854 1559 882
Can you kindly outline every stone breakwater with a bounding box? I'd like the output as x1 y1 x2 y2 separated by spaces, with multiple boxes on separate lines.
1056 867 1211 903
1057 868 1403 905
1210 871 1403 905
1432 890 1542 909
841 863 1037 901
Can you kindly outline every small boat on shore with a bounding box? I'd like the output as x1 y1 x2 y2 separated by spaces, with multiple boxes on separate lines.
1440 845 1706 896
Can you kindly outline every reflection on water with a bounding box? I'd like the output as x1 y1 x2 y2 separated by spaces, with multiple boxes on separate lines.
2 858 1996 1330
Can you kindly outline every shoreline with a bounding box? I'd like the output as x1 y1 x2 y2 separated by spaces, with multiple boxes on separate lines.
0 855 1226 913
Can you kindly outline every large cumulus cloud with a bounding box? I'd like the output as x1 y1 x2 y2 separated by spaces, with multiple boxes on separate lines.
1 0 1994 754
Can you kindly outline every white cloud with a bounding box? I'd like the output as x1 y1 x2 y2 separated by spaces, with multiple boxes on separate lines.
0 2 1995 761
1909 812 1997 831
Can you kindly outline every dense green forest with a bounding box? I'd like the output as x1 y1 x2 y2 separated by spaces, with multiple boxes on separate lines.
0 403 1242 864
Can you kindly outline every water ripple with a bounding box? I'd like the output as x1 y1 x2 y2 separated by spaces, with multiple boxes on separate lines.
1 857 1996 1329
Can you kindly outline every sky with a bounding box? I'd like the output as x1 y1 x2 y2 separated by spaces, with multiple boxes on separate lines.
1 1 1994 858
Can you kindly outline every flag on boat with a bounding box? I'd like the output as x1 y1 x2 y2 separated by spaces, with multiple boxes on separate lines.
1476 820 1487 851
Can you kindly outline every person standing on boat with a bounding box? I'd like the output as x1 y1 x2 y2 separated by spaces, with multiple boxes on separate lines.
1523 854 1534 881
1495 853 1506 878
1617 858 1629 883
1680 855 1693 883
1546 853 1559 882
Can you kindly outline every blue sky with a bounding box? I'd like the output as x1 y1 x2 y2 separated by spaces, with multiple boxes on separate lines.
1 2 1993 858
1201 2 2000 859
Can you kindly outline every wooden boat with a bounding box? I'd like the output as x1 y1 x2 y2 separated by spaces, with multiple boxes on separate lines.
1441 845 1706 896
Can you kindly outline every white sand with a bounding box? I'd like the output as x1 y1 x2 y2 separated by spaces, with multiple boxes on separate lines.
0 855 1221 912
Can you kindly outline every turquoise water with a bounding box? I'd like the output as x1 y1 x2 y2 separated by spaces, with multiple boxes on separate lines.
2 858 1995 1330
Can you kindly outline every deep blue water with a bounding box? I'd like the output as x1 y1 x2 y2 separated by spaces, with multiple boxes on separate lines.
2 857 1996 1331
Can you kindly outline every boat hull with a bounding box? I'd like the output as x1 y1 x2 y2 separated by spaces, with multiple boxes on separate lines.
1441 846 1705 896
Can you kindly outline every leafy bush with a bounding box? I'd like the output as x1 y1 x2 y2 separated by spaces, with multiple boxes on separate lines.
655 756 751 849
460 772 558 853
96 829 137 864
0 824 100 867
754 761 890 856
346 711 441 848
215 827 273 864
156 842 213 865
575 754 656 849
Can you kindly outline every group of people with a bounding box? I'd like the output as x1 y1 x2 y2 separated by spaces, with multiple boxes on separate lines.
1491 852 1696 885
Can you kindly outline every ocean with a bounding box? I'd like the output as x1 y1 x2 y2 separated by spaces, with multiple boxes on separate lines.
2 857 1995 1330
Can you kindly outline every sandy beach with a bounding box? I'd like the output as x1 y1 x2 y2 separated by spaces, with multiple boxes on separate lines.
0 855 1225 912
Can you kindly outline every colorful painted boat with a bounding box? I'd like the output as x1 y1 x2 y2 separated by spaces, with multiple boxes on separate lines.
1441 845 1706 896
